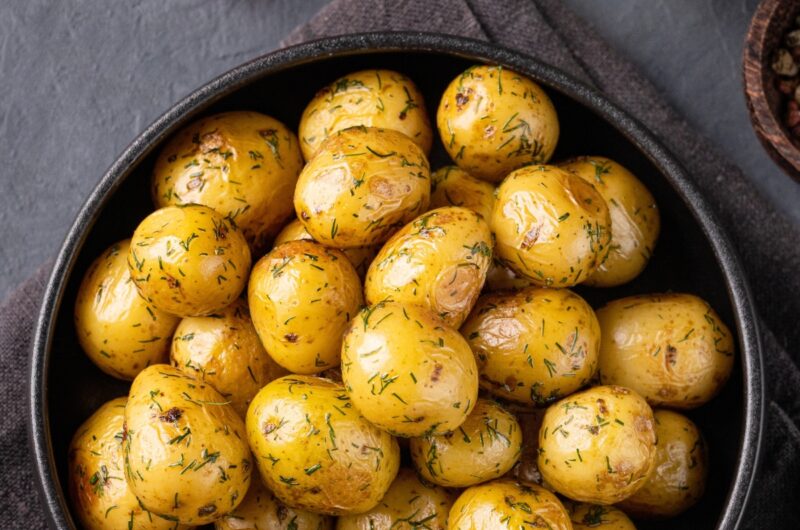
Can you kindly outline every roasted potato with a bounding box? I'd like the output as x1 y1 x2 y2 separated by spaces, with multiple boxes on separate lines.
437 65 559 183
365 207 492 328
559 156 659 287
294 126 431 248
299 69 432 160
170 298 288 416
151 111 304 250
538 385 657 505
124 364 251 525
448 479 571 530
461 287 600 405
246 375 400 515
336 468 454 530
248 240 363 374
597 293 734 409
430 166 495 220
74 239 179 380
567 503 637 530
618 410 708 518
341 301 479 437
128 204 251 317
410 399 522 487
491 165 611 287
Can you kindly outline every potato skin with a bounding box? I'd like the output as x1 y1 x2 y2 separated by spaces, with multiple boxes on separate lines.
299 69 432 160
341 301 479 437
129 204 251 317
461 288 600 405
336 468 454 530
597 294 734 409
491 165 611 287
170 299 288 416
617 410 708 518
567 503 637 530
248 240 364 374
215 476 333 530
124 364 252 525
559 157 659 287
410 399 522 487
538 386 657 505
437 65 559 183
430 166 495 220
365 207 492 328
294 126 431 248
74 240 179 380
448 479 572 530
246 375 400 515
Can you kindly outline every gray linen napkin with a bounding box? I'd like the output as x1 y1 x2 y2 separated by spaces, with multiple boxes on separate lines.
4 0 799 528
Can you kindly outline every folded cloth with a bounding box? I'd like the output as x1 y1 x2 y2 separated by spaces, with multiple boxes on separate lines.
3 0 798 528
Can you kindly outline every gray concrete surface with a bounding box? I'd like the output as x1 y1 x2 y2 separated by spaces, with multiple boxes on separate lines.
1 0 798 302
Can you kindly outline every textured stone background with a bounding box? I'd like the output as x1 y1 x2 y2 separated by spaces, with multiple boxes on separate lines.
1 0 797 301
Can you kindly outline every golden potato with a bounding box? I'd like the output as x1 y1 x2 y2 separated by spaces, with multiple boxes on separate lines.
170 299 288 417
151 111 304 250
299 69 432 160
617 410 708 518
410 399 522 487
567 503 637 530
336 468 454 530
128 204 251 317
491 164 611 287
215 476 333 530
341 301 479 437
430 166 495 220
461 288 600 405
437 65 559 183
448 479 571 530
68 397 189 530
246 375 400 515
597 294 734 409
484 258 536 293
248 240 363 374
559 157 659 287
74 239 179 380
365 207 492 328
124 364 251 525
294 126 431 248
538 385 657 505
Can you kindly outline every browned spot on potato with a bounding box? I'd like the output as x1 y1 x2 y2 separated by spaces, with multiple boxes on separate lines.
484 125 496 138
455 90 470 109
159 407 182 423
198 503 217 517
309 486 322 494
276 503 288 522
658 386 677 398
199 131 224 154
521 225 541 249
300 211 310 221
165 275 180 289
431 363 443 382
596 398 608 415
666 345 678 366
263 422 278 435
586 425 600 435
505 375 518 390
609 386 630 396
285 333 299 343
634 414 653 434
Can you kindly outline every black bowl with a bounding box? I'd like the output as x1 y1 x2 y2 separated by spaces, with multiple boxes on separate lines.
28 32 763 529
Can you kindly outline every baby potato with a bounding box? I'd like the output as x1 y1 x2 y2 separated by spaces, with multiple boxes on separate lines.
246 375 400 515
248 240 363 374
151 111 304 251
491 164 611 287
567 503 637 530
275 218 378 278
299 69 432 160
538 385 657 505
341 301 479 437
430 166 495 220
597 293 734 409
125 364 251 525
69 397 189 530
461 287 600 406
294 126 431 248
129 204 251 318
448 479 571 530
215 476 333 530
559 157 660 287
170 299 288 417
336 468 454 530
617 410 708 518
74 239 179 380
437 65 559 183
410 399 522 487
365 207 492 328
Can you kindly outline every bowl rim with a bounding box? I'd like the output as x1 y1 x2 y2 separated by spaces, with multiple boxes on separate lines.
28 31 764 530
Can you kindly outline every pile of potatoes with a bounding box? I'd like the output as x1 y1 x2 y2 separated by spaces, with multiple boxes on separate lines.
69 65 735 529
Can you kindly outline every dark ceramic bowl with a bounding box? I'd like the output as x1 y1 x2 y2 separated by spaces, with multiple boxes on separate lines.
29 33 763 529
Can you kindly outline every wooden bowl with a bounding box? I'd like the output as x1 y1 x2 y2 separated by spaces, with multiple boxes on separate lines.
744 0 800 181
